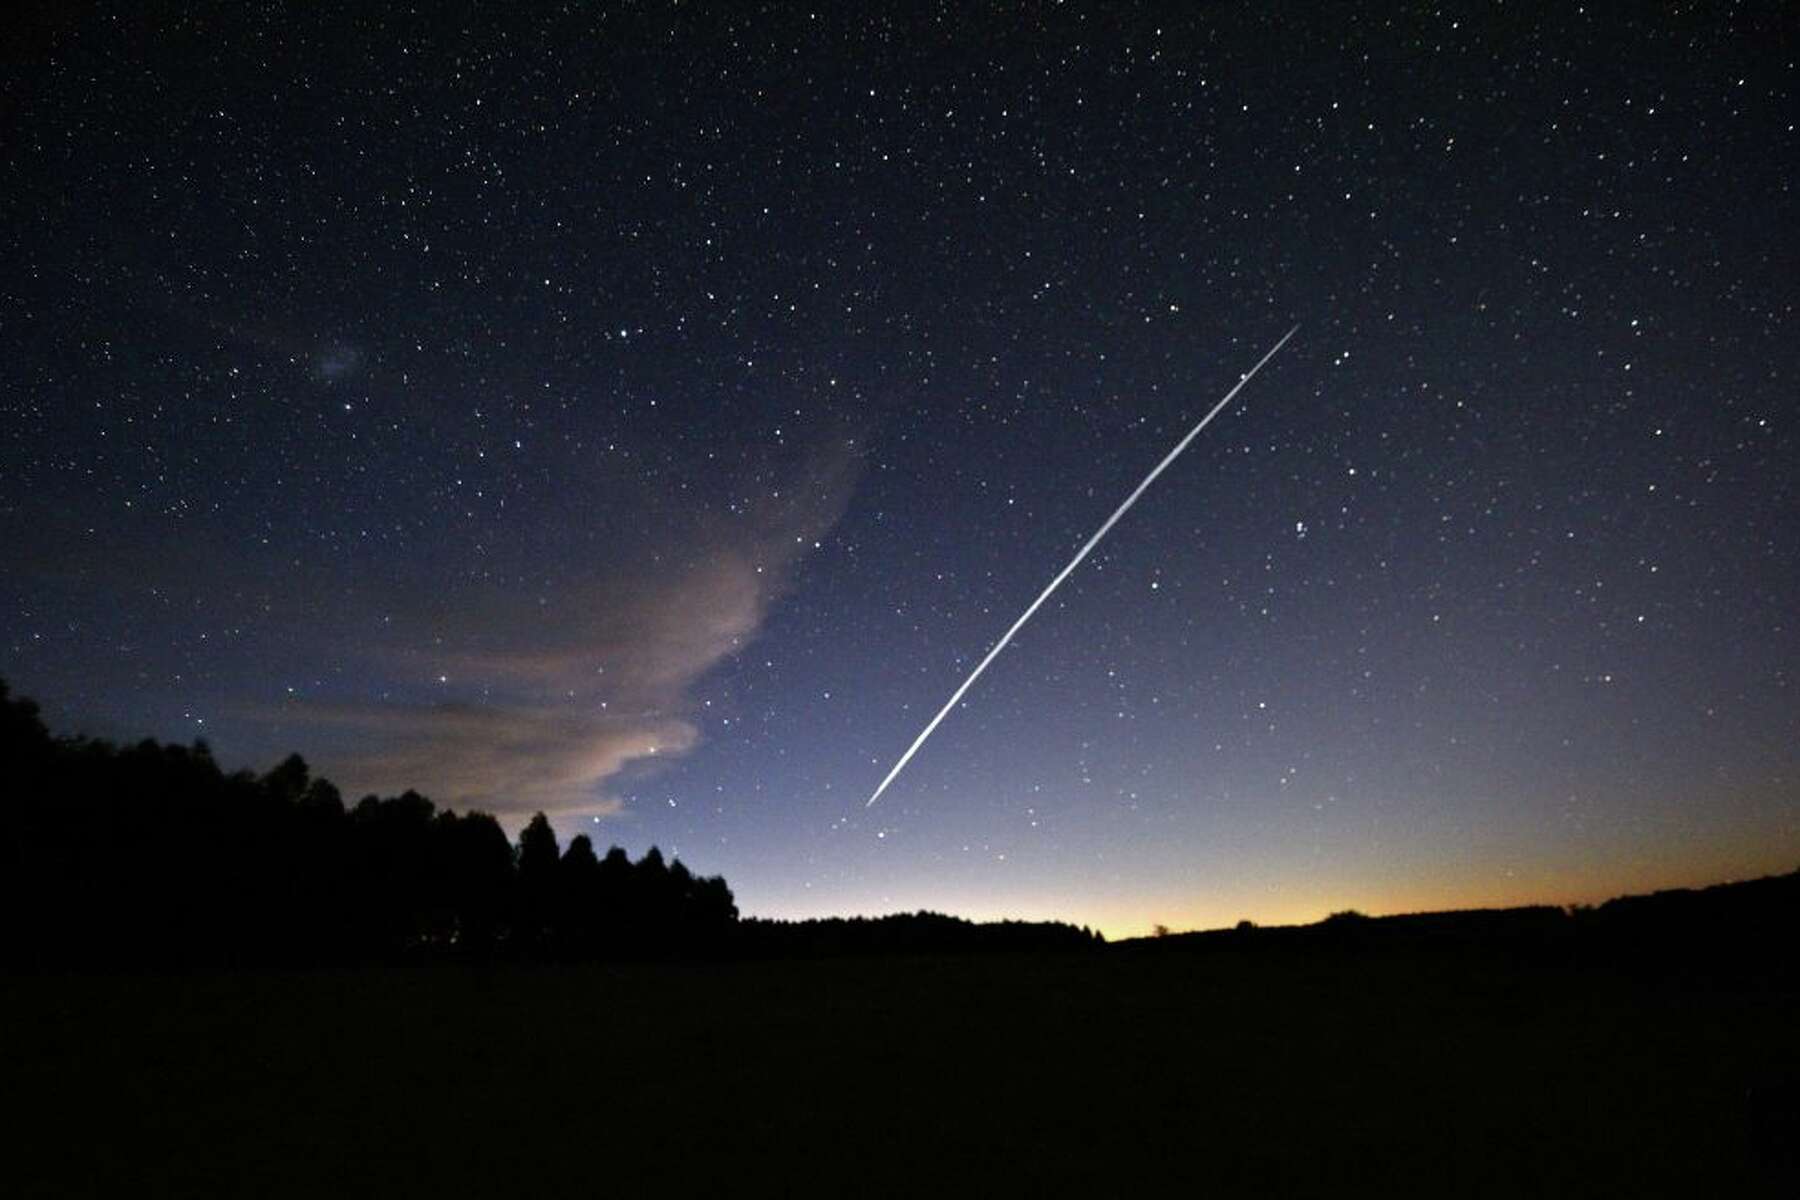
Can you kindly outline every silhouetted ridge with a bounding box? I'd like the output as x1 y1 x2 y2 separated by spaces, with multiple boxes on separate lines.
736 911 1103 957
1127 874 1800 982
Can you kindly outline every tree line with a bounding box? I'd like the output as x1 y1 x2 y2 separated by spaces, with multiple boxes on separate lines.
0 680 1102 966
0 679 732 966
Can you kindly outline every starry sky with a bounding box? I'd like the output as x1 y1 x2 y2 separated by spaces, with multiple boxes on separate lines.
4 3 1795 937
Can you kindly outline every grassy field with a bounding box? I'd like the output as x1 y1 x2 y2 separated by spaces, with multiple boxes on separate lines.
9 945 1796 1196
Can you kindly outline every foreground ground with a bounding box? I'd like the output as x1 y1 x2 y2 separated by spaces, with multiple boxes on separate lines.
8 944 1796 1196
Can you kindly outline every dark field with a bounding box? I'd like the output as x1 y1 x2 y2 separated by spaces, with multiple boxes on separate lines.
9 945 1797 1197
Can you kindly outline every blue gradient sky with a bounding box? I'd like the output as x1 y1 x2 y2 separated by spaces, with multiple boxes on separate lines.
4 3 1794 935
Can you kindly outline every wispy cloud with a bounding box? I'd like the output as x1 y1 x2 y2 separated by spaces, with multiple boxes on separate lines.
289 700 698 819
273 427 863 820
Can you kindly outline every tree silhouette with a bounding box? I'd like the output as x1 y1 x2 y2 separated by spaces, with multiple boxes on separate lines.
518 812 561 878
432 808 515 954
515 812 562 953
263 753 312 806
557 834 602 955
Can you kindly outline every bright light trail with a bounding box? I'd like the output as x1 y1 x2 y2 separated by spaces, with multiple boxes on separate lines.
864 324 1300 809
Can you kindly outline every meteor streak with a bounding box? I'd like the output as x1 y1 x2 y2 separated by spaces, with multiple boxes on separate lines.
864 324 1300 809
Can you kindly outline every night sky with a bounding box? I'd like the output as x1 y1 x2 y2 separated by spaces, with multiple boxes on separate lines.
4 3 1795 937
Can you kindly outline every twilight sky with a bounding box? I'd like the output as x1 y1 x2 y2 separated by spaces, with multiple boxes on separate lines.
3 3 1794 936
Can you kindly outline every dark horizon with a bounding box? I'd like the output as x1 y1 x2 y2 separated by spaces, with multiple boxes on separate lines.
6 673 1791 962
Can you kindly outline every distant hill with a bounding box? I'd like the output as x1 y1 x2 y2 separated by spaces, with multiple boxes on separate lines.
1122 869 1800 981
736 911 1103 957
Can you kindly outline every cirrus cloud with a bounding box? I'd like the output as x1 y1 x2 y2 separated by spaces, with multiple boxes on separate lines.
270 424 864 821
